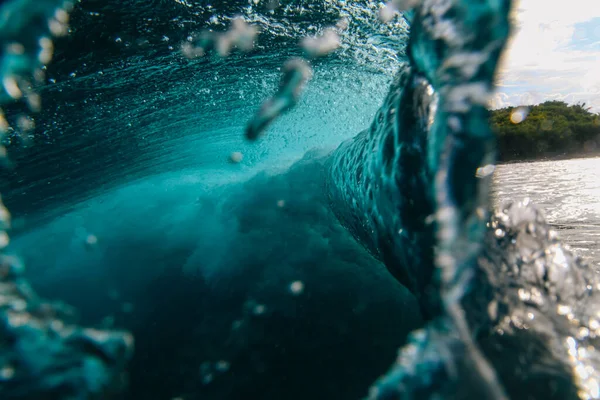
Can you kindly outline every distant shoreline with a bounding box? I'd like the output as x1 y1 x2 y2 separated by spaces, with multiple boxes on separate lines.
491 101 600 165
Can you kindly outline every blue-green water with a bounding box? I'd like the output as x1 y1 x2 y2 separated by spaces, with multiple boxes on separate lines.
1 1 599 400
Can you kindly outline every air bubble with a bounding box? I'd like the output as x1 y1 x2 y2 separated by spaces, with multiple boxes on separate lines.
0 365 15 380
557 304 572 316
215 360 230 372
253 304 266 315
229 152 243 163
85 234 98 246
289 280 304 295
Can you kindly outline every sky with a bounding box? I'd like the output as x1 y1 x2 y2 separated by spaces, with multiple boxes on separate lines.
492 0 600 112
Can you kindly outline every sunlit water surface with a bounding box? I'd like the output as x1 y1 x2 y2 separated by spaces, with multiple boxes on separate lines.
492 157 600 268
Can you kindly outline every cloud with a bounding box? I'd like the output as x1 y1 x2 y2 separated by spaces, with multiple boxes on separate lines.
493 0 600 111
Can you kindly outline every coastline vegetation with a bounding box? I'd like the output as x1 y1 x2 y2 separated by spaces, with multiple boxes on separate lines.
490 101 600 162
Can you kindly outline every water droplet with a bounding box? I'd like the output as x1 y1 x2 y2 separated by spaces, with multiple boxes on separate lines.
229 152 243 164
0 365 15 380
558 304 572 316
85 234 98 246
475 164 496 178
510 106 529 124
289 280 304 295
3 76 22 99
202 373 214 385
518 288 530 301
578 327 590 339
215 360 230 372
253 304 266 315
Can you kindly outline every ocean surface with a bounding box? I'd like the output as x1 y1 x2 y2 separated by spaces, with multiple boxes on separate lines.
1 1 598 400
492 158 600 269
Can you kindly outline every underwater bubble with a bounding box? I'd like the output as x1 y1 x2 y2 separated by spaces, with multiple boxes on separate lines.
518 288 530 301
54 8 70 24
289 280 304 295
85 234 98 246
253 304 266 315
215 360 230 372
229 152 244 164
38 37 54 64
558 304 572 316
202 373 214 385
578 327 590 340
48 19 68 37
0 365 15 380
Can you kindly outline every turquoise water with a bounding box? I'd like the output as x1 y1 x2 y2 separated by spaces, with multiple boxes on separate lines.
1 1 598 400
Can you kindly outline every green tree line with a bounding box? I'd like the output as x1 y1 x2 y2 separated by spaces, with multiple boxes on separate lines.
490 101 600 162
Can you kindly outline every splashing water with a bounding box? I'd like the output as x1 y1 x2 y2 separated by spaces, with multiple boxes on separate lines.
1 0 599 400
